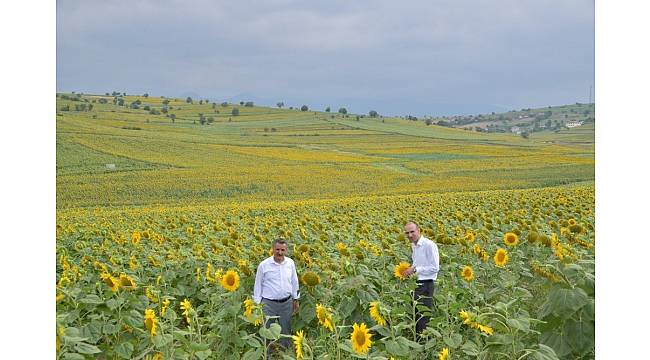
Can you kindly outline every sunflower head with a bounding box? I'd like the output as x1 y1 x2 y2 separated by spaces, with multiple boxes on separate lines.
394 262 410 280
438 347 449 360
350 322 373 354
299 244 310 253
119 274 137 290
220 270 241 292
315 304 334 332
100 272 120 292
144 309 158 337
494 248 509 267
461 266 474 281
369 302 387 326
292 330 305 359
302 271 321 287
503 232 519 247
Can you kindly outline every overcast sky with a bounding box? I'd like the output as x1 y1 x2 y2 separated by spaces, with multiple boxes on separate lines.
57 0 594 116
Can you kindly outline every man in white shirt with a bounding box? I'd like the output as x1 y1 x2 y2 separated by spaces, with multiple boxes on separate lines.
253 238 300 349
402 221 440 335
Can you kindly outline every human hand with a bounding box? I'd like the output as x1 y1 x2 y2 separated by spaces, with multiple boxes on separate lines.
404 266 416 277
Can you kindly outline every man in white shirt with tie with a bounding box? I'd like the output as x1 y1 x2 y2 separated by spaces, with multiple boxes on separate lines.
253 238 300 349
402 221 440 336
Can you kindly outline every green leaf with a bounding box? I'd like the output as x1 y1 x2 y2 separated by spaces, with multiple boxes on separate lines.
385 339 409 357
153 334 173 348
190 342 210 351
241 348 263 360
106 298 121 310
259 323 281 340
79 295 103 305
246 337 262 348
531 344 561 360
564 319 594 354
506 317 531 332
541 331 572 357
539 287 589 319
299 301 316 323
486 334 514 346
102 323 118 335
195 350 212 360
62 353 86 360
461 340 480 356
443 333 463 348
74 342 102 354
114 342 134 359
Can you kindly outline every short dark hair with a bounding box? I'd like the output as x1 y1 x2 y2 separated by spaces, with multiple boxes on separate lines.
405 221 420 229
273 238 288 247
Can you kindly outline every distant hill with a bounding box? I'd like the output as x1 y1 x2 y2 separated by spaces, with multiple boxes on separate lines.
429 103 595 137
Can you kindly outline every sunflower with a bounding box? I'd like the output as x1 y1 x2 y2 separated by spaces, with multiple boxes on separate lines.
161 298 170 316
438 347 449 360
568 218 577 226
292 330 305 359
369 302 386 326
350 322 373 354
461 266 474 281
100 272 120 292
180 298 192 324
494 248 509 267
244 298 255 318
465 230 476 243
220 270 240 292
302 271 321 287
131 231 141 245
315 304 334 332
477 323 494 336
503 232 519 247
152 352 164 360
119 273 137 290
394 262 410 280
473 243 482 255
144 308 158 337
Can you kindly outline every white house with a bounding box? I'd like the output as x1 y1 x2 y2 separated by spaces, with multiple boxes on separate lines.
566 121 584 128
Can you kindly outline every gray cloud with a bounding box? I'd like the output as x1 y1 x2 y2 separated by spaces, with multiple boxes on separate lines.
57 0 594 116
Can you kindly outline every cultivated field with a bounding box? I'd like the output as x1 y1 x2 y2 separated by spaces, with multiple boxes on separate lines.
56 94 595 359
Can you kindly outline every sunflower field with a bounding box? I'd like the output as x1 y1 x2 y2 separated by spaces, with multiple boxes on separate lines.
56 185 594 359
56 94 594 359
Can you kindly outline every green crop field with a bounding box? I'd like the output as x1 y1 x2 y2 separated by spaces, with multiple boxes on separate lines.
56 93 595 360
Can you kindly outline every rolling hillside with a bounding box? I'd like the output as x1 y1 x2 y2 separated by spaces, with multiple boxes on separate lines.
56 93 594 209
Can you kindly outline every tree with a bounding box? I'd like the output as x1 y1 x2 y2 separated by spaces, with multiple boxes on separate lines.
240 101 245 106
338 107 347 114
143 93 149 97
277 102 284 108
186 97 193 104
170 114 176 123
199 100 203 105
301 105 308 111
198 113 206 124
245 101 254 107
162 99 170 105
520 131 530 139
117 98 125 106
325 107 330 112
369 110 378 118
221 102 228 107
425 119 433 126
232 108 240 116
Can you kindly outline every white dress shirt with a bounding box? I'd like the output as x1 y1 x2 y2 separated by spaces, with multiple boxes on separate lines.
411 236 440 281
253 256 300 304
